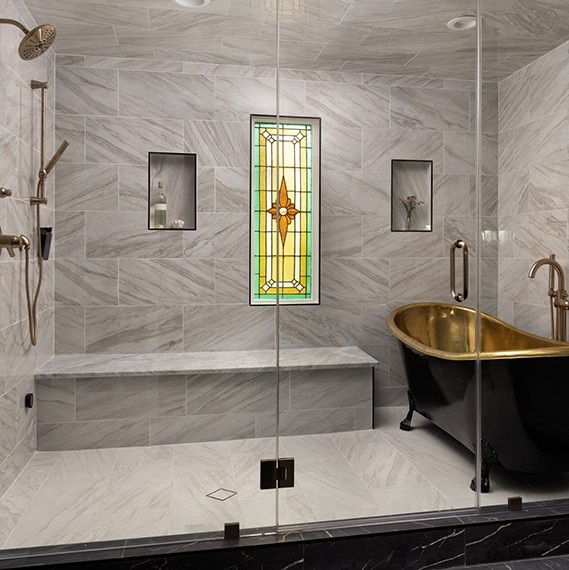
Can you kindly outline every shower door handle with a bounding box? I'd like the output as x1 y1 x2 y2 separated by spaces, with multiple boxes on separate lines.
450 239 469 302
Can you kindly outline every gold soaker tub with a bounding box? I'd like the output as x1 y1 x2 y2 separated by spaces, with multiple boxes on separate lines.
387 302 569 492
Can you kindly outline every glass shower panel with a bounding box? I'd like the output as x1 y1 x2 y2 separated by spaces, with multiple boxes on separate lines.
478 0 569 509
274 0 481 528
0 0 281 554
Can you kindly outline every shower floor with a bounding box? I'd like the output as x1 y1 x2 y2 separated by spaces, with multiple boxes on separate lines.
2 407 569 550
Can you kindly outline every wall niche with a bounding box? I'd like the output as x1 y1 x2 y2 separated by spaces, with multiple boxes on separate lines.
148 152 197 230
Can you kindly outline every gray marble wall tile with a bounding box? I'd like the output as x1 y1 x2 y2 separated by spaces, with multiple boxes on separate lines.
37 419 150 451
198 166 215 212
86 57 183 72
321 125 362 171
86 212 183 258
389 258 449 302
0 388 19 464
363 215 444 259
290 368 371 410
214 77 302 121
306 83 389 129
150 413 256 445
55 307 85 354
513 302 552 339
184 120 249 167
118 164 147 212
363 129 444 173
443 131 475 175
183 213 248 258
215 167 248 213
186 372 278 414
279 302 362 348
86 116 184 164
5 322 36 393
119 258 215 305
374 387 407 408
355 406 373 430
320 171 390 216
85 305 183 353
499 78 531 132
184 305 275 351
498 258 530 304
0 428 34 499
56 66 118 116
321 259 389 303
515 110 568 171
391 87 469 131
75 375 185 421
321 215 362 258
528 159 569 211
55 163 119 211
214 258 249 304
36 378 76 423
55 114 85 163
257 408 355 437
529 57 569 121
120 71 214 120
513 211 567 260
55 259 119 306
54 210 85 259
434 174 471 217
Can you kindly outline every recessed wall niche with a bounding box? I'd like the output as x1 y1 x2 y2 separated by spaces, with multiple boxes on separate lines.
148 152 197 230
391 159 433 232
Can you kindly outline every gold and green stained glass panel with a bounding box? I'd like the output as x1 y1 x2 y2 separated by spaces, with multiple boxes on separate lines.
250 115 320 305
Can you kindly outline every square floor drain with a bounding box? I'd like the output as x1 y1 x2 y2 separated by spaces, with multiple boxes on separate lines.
207 488 237 501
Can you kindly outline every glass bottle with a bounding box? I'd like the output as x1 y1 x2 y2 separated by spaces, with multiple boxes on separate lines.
153 181 167 228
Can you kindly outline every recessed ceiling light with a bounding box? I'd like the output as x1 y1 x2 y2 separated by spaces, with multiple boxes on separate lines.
175 0 210 7
447 16 476 31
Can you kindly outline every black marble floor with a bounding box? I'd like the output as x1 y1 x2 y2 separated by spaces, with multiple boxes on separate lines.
453 555 569 568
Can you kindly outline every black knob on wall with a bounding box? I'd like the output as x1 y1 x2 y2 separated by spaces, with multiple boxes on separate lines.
24 393 34 409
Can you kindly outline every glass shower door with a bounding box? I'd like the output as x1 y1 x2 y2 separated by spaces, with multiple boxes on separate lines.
272 0 483 528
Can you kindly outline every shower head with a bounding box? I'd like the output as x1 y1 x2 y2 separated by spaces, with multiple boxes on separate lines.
44 140 69 175
0 18 56 60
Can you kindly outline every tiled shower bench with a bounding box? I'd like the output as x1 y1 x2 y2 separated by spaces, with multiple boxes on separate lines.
34 347 377 451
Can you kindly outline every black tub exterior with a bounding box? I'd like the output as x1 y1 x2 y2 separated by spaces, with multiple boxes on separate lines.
399 341 569 487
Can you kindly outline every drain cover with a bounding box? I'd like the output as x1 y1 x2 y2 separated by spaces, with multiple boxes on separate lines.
207 488 237 501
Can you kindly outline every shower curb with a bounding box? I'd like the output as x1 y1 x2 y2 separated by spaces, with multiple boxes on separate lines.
2 500 569 568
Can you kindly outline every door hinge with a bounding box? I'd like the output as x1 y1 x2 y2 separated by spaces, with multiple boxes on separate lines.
260 458 295 489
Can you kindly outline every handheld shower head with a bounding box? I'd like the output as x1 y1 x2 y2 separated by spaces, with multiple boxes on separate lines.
0 19 56 60
44 141 69 176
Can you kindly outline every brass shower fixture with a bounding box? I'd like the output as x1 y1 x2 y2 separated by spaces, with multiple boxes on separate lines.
0 18 56 60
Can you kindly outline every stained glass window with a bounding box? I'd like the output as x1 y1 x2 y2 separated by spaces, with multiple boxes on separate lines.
250 115 320 305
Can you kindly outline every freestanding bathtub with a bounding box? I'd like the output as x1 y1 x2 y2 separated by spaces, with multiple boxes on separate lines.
387 302 569 492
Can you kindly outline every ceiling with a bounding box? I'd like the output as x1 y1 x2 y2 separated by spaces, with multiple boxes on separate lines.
20 0 569 81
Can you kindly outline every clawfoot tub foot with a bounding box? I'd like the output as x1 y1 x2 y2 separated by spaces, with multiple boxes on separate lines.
400 391 416 431
470 439 499 493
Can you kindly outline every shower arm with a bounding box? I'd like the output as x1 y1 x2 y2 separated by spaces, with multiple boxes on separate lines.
0 18 29 34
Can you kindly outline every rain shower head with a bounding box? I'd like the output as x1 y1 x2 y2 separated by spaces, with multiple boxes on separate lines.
0 18 56 60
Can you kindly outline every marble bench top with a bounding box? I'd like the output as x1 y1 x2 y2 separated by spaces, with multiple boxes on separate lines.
35 347 378 379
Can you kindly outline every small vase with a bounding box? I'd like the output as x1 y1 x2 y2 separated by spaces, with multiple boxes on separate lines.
404 212 413 231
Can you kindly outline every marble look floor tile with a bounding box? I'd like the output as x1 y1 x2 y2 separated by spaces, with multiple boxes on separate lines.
280 433 346 465
2 422 569 549
91 507 171 542
114 444 175 464
331 432 425 490
47 448 117 481
170 469 241 533
3 478 108 548
371 480 455 515
101 460 173 511
295 460 385 521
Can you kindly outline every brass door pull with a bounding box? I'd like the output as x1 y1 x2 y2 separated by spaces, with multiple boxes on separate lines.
450 239 469 302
